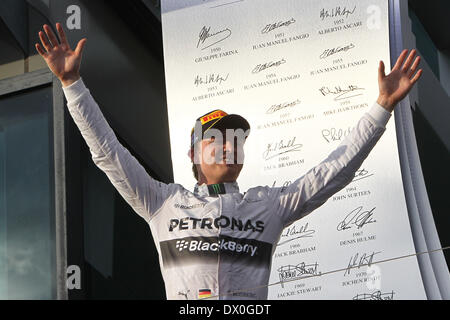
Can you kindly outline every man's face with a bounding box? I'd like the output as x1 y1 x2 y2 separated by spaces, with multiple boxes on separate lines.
191 128 246 184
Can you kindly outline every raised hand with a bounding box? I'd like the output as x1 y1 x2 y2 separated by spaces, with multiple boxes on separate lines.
377 49 423 112
36 23 87 87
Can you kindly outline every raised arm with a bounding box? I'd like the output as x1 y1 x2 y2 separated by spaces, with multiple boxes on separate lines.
36 23 86 88
36 23 173 221
274 49 423 227
377 49 422 112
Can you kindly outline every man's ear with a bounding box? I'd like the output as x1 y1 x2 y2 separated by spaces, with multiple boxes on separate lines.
188 148 194 162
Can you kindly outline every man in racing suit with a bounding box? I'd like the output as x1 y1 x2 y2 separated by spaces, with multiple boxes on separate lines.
36 24 423 300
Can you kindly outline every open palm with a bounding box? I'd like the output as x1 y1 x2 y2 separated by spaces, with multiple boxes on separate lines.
378 49 423 112
36 23 87 87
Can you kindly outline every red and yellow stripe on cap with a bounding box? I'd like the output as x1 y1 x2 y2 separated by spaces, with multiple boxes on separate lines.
200 110 228 125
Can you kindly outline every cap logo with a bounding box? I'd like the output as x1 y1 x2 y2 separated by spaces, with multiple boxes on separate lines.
200 110 227 125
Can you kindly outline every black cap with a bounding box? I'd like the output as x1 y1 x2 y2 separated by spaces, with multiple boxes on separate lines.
190 110 250 147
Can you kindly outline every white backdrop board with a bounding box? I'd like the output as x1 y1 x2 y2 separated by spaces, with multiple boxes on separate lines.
161 0 427 299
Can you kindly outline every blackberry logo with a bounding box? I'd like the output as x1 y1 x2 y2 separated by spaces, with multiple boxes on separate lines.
176 240 189 251
173 238 257 256
160 236 273 268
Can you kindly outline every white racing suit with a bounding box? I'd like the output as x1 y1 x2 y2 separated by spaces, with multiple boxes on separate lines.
63 79 391 300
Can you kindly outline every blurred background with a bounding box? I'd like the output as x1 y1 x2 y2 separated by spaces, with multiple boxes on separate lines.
0 0 448 299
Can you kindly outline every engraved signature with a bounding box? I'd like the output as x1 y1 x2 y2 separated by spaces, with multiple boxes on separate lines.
194 73 229 87
277 262 321 288
321 127 353 143
351 168 374 183
266 99 301 114
320 6 357 20
319 85 365 101
278 223 316 246
252 58 286 74
261 18 296 34
344 251 381 276
262 136 302 160
337 206 376 231
197 26 232 50
320 43 355 59
353 290 395 300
